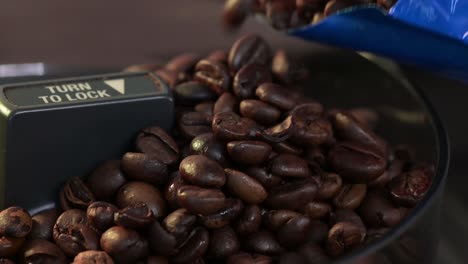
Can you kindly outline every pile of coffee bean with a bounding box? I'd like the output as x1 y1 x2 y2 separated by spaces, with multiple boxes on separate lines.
223 0 398 30
0 34 433 263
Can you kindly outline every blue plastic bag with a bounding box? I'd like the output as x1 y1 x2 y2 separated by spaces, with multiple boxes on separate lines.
288 1 468 81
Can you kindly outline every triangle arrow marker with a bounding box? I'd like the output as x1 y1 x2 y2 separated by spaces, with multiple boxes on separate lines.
104 79 125 94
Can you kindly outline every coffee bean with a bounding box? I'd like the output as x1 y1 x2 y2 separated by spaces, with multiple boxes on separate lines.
228 34 272 73
302 201 331 219
263 210 300 230
101 226 149 263
199 199 243 229
289 103 332 145
239 100 281 125
333 184 367 210
235 205 262 236
278 252 306 264
74 250 114 264
0 207 32 238
148 221 178 256
389 165 433 207
213 92 238 115
61 177 95 210
265 180 318 210
180 155 226 188
29 208 60 240
212 111 257 141
114 202 154 229
136 126 180 165
349 108 379 129
146 256 169 264
298 243 330 263
244 167 282 189
323 0 354 16
269 154 309 178
174 81 217 105
206 50 229 64
256 83 296 110
165 172 186 209
296 0 324 23
326 221 363 257
0 237 24 257
305 146 326 166
177 185 226 215
162 208 197 244
233 63 272 99
20 239 67 264
87 160 127 202
194 59 232 94
121 152 169 185
172 227 210 264
227 141 272 165
276 215 311 248
225 169 268 204
364 228 389 245
359 189 404 228
154 68 179 89
116 181 167 219
265 0 296 29
378 0 397 9
308 221 329 244
87 202 117 231
179 112 214 139
244 230 285 255
0 259 14 264
227 252 273 264
55 223 99 257
272 141 303 155
369 171 392 188
195 101 215 115
262 116 293 143
272 49 309 85
316 172 343 200
165 53 200 82
330 209 366 236
223 0 254 28
209 226 240 258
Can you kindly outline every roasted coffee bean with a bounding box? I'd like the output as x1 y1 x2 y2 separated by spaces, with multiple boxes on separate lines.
269 154 309 178
263 210 300 230
377 0 397 9
227 141 272 165
100 226 149 263
298 243 330 263
276 215 311 248
154 68 179 88
177 185 226 215
244 167 282 189
364 228 390 245
172 227 210 264
388 166 432 207
239 100 281 125
194 59 232 94
116 181 167 219
165 172 186 209
256 83 296 110
227 252 272 264
223 0 254 28
121 152 169 185
265 0 296 29
305 146 326 166
349 108 379 129
87 160 127 202
228 34 272 73
174 81 217 105
114 202 154 229
206 50 229 64
265 180 318 210
272 141 303 155
20 239 67 264
200 199 243 229
54 209 87 236
302 201 331 219
333 184 367 210
148 221 178 256
29 208 60 240
359 190 404 228
180 155 226 188
0 207 32 238
123 63 162 73
195 101 215 115
212 111 257 141
179 112 214 139
316 172 343 200
55 223 99 257
87 202 117 231
323 0 354 16
162 208 197 244
326 221 364 257
328 141 387 182
278 252 306 264
296 0 325 22
330 209 366 238
209 226 240 258
225 169 268 204
272 49 309 85
244 230 285 255
165 53 200 83
233 63 272 99
290 103 332 145
308 220 329 244
136 126 180 165
146 256 169 264
61 177 95 209
74 250 114 264
262 116 293 143
235 205 262 236
369 171 392 188
214 92 238 114
190 133 230 167
0 237 24 257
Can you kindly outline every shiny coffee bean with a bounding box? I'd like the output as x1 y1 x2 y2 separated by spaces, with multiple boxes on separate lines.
54 209 87 236
148 221 178 256
179 112 214 139
359 190 404 228
136 126 180 165
276 215 311 248
369 171 392 188
114 202 154 229
328 141 387 182
174 81 217 105
101 226 149 263
74 250 114 264
262 116 293 143
162 208 197 244
200 199 243 229
87 201 117 231
177 185 226 215
244 167 282 189
165 172 186 209
308 220 329 244
272 49 309 85
316 172 343 200
0 207 32 238
20 239 67 264
228 34 272 73
233 63 272 99
305 146 326 166
121 152 169 185
235 205 262 236
146 256 169 264
302 201 331 219
269 154 309 178
223 0 254 28
154 68 179 89
29 208 60 240
165 53 200 78
194 59 232 94
364 228 390 245
333 184 367 210
263 210 300 230
290 103 331 145
298 243 330 263
244 230 285 255
265 0 296 29
87 160 127 201
209 226 240 258
172 227 210 264
227 141 272 165
272 141 303 155
239 99 281 125
256 83 296 110
226 169 268 204
116 181 167 219
195 101 214 115
180 155 226 188
214 92 238 114
388 166 432 207
206 50 229 64
61 177 95 209
330 209 366 239
190 133 230 167
227 253 272 264
212 111 257 141
0 237 24 257
265 180 318 210
326 221 364 257
55 223 99 257
278 252 306 264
